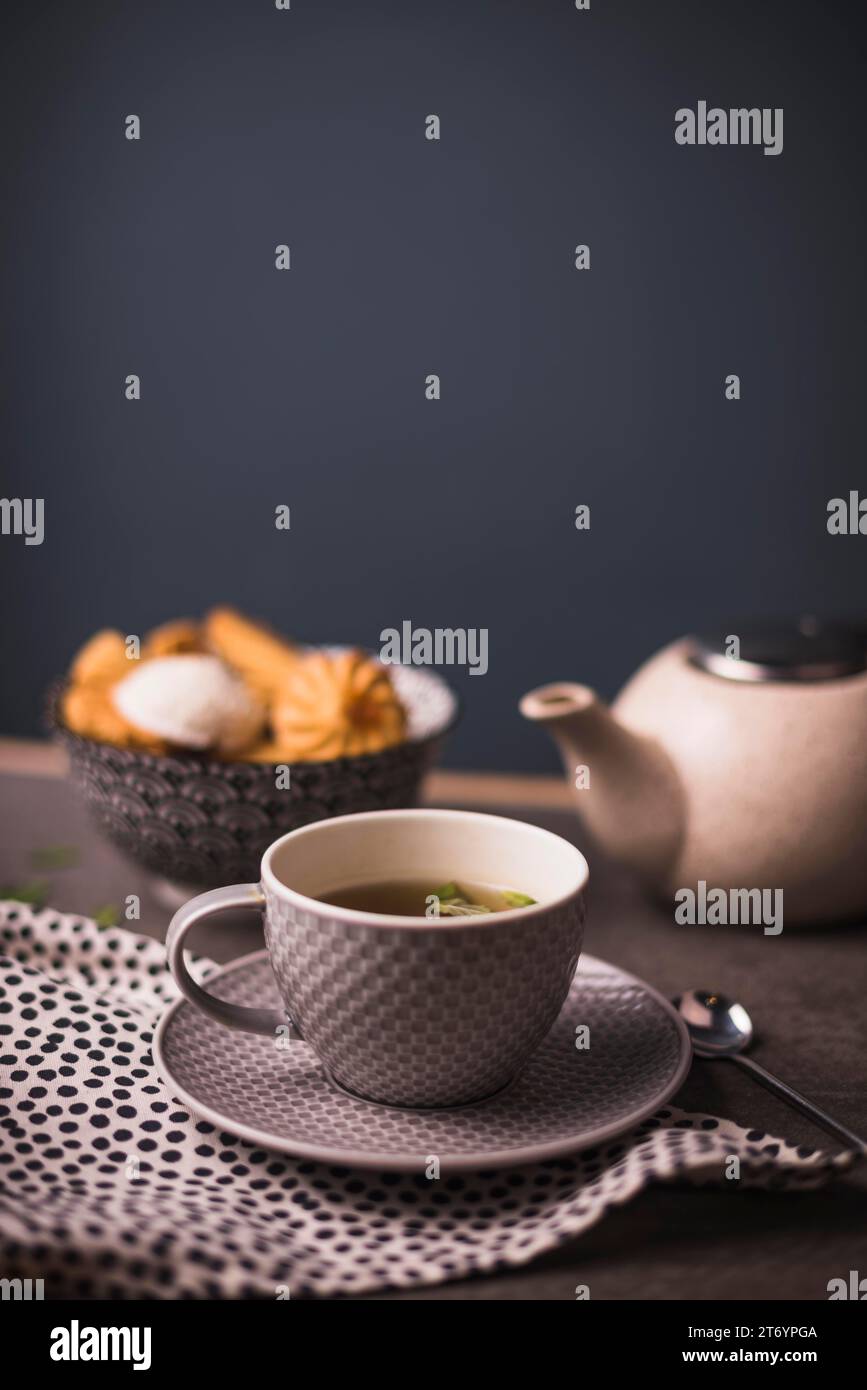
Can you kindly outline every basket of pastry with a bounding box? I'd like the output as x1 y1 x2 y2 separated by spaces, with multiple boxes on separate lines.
50 608 459 890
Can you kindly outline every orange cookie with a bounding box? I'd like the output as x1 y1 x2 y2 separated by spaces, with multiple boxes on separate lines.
272 648 407 762
204 607 299 702
61 684 169 754
143 619 203 658
69 630 132 688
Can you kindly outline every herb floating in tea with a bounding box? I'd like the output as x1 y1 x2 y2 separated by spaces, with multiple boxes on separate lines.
318 879 538 916
432 882 536 917
435 898 492 917
501 890 536 908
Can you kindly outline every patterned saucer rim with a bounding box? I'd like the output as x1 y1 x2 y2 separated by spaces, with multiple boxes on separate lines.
153 950 693 1171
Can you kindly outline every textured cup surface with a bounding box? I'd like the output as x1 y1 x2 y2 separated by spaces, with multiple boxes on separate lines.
261 809 588 1107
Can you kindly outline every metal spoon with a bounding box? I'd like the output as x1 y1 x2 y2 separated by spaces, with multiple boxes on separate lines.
674 989 866 1156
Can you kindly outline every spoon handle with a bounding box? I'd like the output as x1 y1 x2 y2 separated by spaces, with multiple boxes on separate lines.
731 1054 867 1156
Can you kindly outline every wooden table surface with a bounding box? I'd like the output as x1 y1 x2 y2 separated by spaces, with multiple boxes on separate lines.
1 741 866 1301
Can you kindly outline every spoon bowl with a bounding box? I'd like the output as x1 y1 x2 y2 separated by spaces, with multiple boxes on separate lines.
674 986 865 1156
674 989 755 1057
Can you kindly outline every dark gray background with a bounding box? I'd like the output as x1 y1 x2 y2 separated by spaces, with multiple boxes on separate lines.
1 0 865 771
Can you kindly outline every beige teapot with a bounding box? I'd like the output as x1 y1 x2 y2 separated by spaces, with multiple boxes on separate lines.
520 621 867 924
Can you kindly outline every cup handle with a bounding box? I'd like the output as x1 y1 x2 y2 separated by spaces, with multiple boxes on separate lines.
166 884 301 1039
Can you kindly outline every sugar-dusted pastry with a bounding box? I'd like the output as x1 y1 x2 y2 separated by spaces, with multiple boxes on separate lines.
143 618 203 658
204 607 299 702
272 648 407 761
69 630 132 689
112 654 266 755
61 684 168 754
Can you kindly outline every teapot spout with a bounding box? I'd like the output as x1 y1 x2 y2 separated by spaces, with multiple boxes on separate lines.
519 683 684 882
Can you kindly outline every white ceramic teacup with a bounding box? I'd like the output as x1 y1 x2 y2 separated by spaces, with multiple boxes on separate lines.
167 808 588 1108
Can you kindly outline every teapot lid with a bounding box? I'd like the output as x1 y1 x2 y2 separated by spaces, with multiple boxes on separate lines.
687 618 867 682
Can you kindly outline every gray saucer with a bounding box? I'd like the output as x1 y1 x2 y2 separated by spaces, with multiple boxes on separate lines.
153 951 691 1172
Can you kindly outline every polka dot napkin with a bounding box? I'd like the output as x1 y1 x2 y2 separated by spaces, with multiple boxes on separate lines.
0 903 854 1299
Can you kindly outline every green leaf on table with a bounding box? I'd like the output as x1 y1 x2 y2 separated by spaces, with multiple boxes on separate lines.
92 903 121 928
31 844 80 871
0 880 50 908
